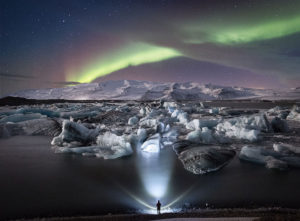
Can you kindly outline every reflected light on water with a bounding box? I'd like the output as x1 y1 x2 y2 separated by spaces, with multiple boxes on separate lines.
137 149 173 199
117 146 196 213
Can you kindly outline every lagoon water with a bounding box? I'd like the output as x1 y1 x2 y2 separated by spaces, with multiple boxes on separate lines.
1 136 300 220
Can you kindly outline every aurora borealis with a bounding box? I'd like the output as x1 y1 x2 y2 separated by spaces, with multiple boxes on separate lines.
1 0 300 95
67 43 181 83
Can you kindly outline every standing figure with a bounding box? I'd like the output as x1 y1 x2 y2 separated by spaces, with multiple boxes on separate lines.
156 200 161 214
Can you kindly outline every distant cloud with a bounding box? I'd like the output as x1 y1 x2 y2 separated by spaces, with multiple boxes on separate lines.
0 72 36 79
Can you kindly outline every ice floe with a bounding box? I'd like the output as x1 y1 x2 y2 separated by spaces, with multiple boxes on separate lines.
177 144 235 174
51 120 99 146
239 145 300 170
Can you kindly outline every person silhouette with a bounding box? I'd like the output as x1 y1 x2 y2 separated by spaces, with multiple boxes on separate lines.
156 200 161 214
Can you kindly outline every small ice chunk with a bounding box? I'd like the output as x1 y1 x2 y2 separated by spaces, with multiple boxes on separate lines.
139 118 158 128
209 107 220 114
265 157 288 171
128 116 138 125
186 119 201 130
163 102 177 108
287 106 300 121
239 146 281 165
271 117 289 132
139 107 146 116
186 127 215 144
225 126 259 142
273 143 300 154
186 119 219 130
177 112 189 124
171 109 180 118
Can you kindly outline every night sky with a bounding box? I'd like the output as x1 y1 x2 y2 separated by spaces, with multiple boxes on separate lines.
1 0 300 96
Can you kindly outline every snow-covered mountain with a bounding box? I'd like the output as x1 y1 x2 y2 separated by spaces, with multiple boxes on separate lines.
8 80 300 101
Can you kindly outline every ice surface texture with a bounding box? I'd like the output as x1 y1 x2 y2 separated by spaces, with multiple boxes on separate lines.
178 145 236 175
239 145 300 170
1 99 300 173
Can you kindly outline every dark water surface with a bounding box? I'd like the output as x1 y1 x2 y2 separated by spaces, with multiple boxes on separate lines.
1 136 300 220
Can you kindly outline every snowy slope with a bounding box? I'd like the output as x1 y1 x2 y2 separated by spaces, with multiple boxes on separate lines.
8 80 300 101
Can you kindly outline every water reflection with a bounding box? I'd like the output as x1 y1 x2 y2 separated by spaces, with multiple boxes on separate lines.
136 148 174 199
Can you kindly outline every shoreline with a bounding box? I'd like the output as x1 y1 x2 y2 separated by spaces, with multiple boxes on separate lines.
11 208 300 221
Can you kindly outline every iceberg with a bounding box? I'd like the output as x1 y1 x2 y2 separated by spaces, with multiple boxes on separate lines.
178 146 235 174
0 113 45 123
139 118 158 128
51 120 99 146
239 146 280 165
177 112 189 124
273 143 300 154
0 118 60 138
186 127 215 144
287 105 300 121
240 145 300 170
209 107 220 115
215 114 271 142
270 117 289 132
16 108 60 118
186 119 219 130
128 116 139 125
54 132 133 159
265 157 288 170
141 133 162 153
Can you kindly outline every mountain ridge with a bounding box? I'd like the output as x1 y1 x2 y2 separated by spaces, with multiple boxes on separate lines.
8 80 299 101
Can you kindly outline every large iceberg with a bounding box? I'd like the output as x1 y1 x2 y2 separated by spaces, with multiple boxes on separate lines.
215 114 271 142
55 132 133 159
178 145 235 175
0 118 61 138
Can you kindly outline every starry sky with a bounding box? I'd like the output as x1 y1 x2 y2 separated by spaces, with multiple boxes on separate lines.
1 0 300 96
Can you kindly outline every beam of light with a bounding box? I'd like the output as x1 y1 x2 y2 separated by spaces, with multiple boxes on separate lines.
185 15 300 45
136 148 174 199
162 184 196 209
67 43 181 83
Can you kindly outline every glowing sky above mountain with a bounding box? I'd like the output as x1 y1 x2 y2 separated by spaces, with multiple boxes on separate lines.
67 43 181 83
1 0 300 95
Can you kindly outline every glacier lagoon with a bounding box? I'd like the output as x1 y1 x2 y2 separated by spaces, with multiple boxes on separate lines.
1 98 300 219
1 135 300 220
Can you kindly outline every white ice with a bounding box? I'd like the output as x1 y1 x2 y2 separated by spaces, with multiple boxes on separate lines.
55 132 133 159
141 133 162 153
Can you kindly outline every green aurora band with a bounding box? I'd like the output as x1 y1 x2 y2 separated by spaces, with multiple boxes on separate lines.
67 14 300 84
185 15 300 45
214 15 300 44
67 43 181 83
